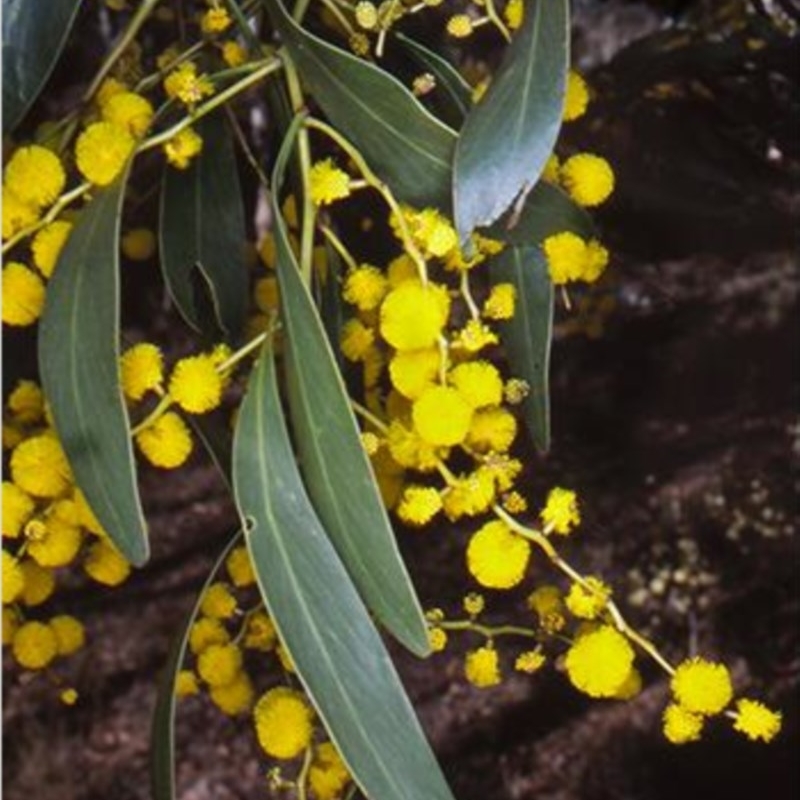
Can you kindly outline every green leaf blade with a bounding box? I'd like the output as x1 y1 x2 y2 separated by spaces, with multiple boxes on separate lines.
39 177 149 566
454 0 570 240
266 0 456 211
232 343 455 800
2 0 83 134
160 112 249 340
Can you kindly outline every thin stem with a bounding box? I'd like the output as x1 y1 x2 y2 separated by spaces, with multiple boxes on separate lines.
319 0 355 35
130 394 173 437
484 0 512 42
215 330 270 373
460 270 481 320
297 746 314 800
225 106 271 189
438 618 538 640
319 224 358 272
351 400 389 434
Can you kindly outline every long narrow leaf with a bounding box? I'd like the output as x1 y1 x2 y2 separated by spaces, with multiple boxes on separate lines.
232 342 455 800
272 121 429 657
265 0 456 211
454 0 570 240
39 174 149 566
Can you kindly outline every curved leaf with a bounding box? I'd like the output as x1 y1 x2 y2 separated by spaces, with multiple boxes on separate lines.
2 0 83 134
394 33 472 128
272 123 429 657
265 0 456 211
39 174 149 566
232 342 455 800
160 112 249 340
151 533 242 800
454 0 570 240
489 246 553 453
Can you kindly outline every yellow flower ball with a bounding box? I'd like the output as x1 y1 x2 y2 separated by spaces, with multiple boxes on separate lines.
31 220 73 278
560 153 615 207
543 231 586 285
253 686 314 760
428 627 448 652
199 582 238 620
379 282 450 351
201 7 232 34
121 227 157 261
49 614 85 656
12 620 58 669
563 71 590 122
101 91 154 138
4 145 65 208
541 486 581 534
2 186 39 240
7 380 45 424
565 576 611 619
442 469 496 521
732 698 782 743
197 642 243 687
2 550 25 604
2 481 35 538
464 646 500 687
670 657 733 716
412 385 473 447
175 669 199 697
135 411 193 468
396 485 442 526
84 540 131 586
343 264 388 311
564 625 635 698
243 612 277 652
2 262 46 327
308 742 351 800
26 516 83 568
389 348 441 400
168 354 223 414
189 617 229 654
308 159 351 206
75 122 136 186
340 319 375 362
466 406 518 453
164 127 203 169
482 283 516 320
10 433 72 498
226 546 256 588
663 703 704 744
163 62 215 106
466 520 530 589
221 41 247 68
210 671 255 715
120 342 164 401
18 560 55 606
447 14 473 39
449 361 504 409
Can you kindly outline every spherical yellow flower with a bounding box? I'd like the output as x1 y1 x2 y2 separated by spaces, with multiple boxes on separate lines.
201 7 232 34
163 62 215 106
452 319 498 353
404 207 458 259
396 485 442 526
308 742 351 800
483 283 516 320
226 545 256 588
197 641 243 687
732 698 782 743
442 469 495 520
560 153 615 207
563 71 590 122
385 420 440 472
95 76 128 109
10 433 72 498
121 227 157 261
343 265 388 311
200 582 238 620
221 40 247 68
2 262 46 327
504 0 524 30
464 646 500 687
101 91 154 138
31 220 73 278
189 617 229 654
2 186 39 240
380 282 450 351
466 520 530 589
565 576 611 620
428 627 448 652
135 411 193 468
12 620 58 669
7 380 44 424
4 145 65 208
164 127 203 169
447 14 473 38
169 354 223 414
389 349 440 400
543 232 586 285
340 319 375 362
527 585 566 632
515 650 546 673
49 614 85 655
466 406 518 453
19 560 55 606
663 703 704 744
120 342 164 401
412 385 472 447
309 159 351 206
175 669 199 697
84 540 131 586
355 1 379 30
26 516 82 568
670 657 733 716
2 481 35 538
243 612 277 651
541 486 580 535
565 625 635 698
450 361 504 409
2 550 25 604
210 671 255 715
253 686 314 759
75 122 135 186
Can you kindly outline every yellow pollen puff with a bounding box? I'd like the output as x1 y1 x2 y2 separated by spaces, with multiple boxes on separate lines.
121 227 157 261
12 620 58 670
413 385 473 447
120 342 164 401
2 186 39 241
309 742 351 800
670 657 733 716
10 433 72 498
211 671 255 715
428 626 448 652
226 545 256 588
504 0 524 30
403 207 458 259
26 515 82 568
244 612 277 651
528 585 565 631
2 550 25 604
340 319 375 362
389 348 440 400
466 520 530 589
466 406 518 453
95 76 128 109
449 361 504 409
49 614 85 655
565 625 635 698
197 642 243 687
308 159 352 206
385 420 441 473
565 576 611 619
663 703 704 744
32 221 73 278
19 560 55 606
452 319 498 353
543 231 588 285
101 91 155 138
515 650 546 673
201 7 232 33
164 127 203 169
135 411 193 468
483 283 516 320
2 262 46 327
2 482 35 538
360 431 380 456
175 669 199 697
7 380 44 424
221 40 247 68
343 264 388 311
200 582 238 619
84 540 131 586
502 491 528 513
396 485 442 526
464 646 501 687
75 122 135 186
541 486 580 534
380 282 450 351
60 688 79 706
463 592 485 616
189 617 229 654
442 469 495 520
564 72 590 122
355 1 378 30
164 62 215 106
4 145 66 208
732 698 782 743
447 14 474 38
169 354 224 414
560 153 615 207
253 687 314 760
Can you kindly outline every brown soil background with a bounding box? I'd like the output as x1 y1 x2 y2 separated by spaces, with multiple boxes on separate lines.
3 2 799 799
